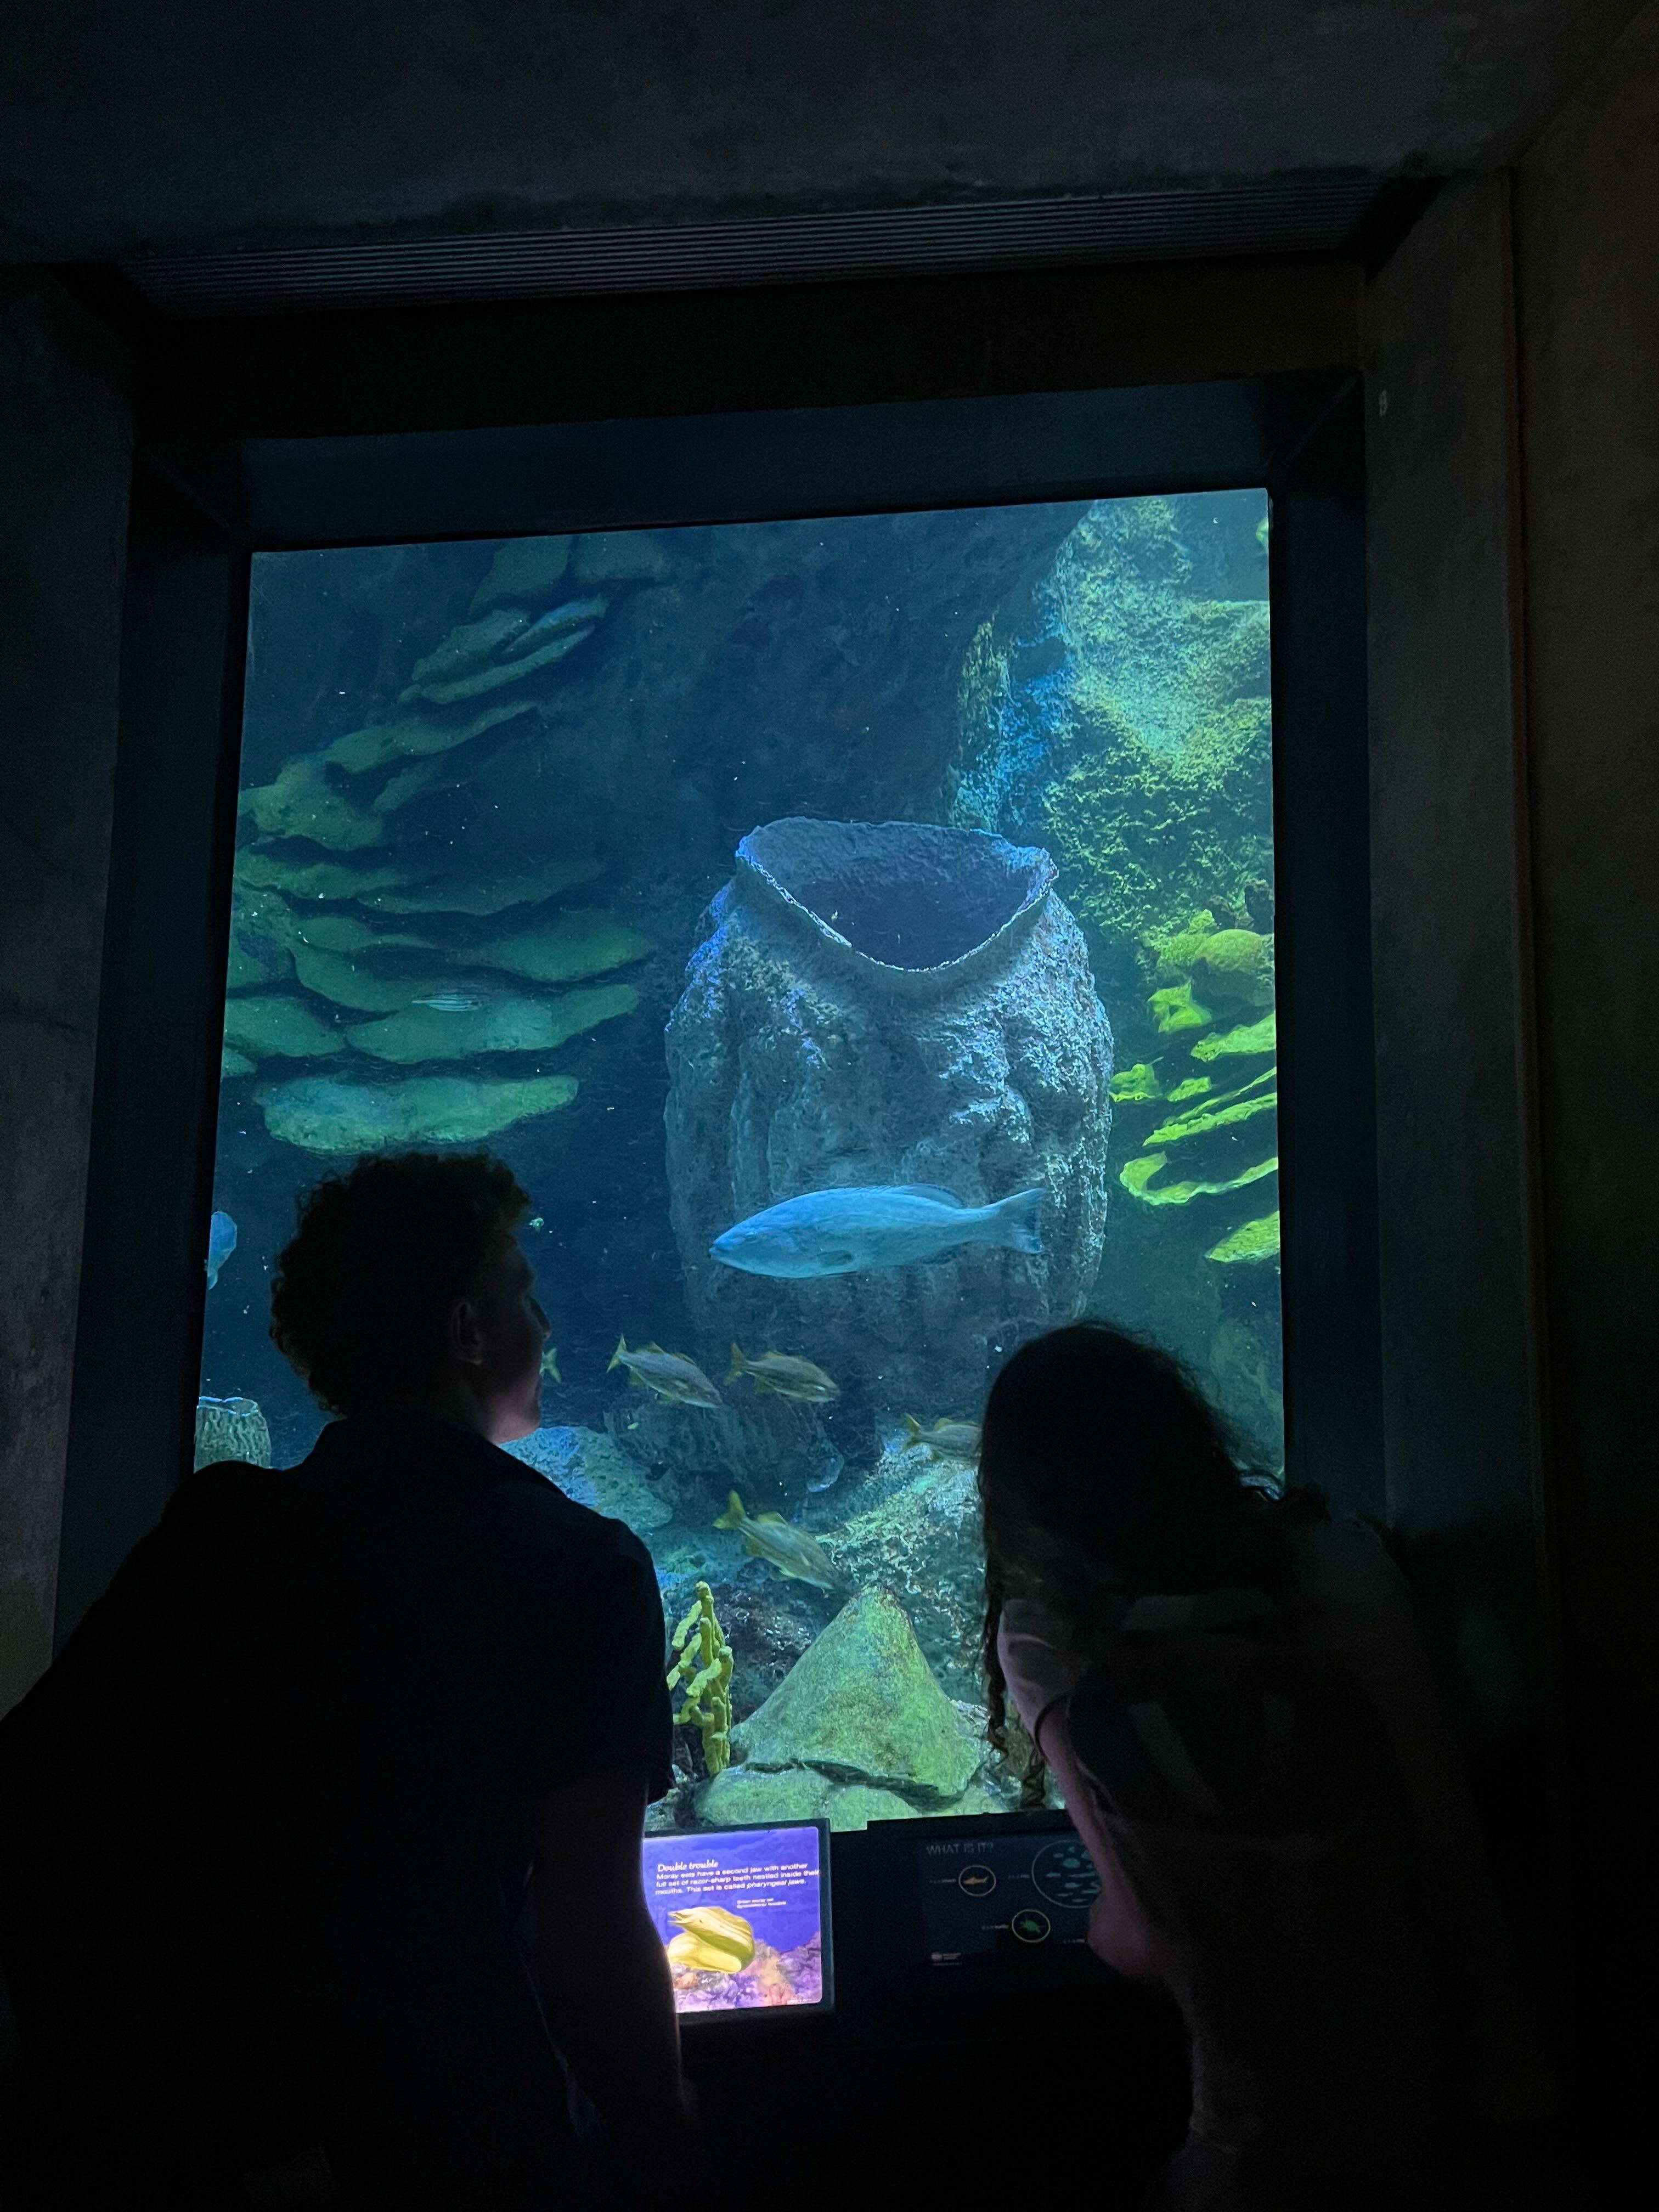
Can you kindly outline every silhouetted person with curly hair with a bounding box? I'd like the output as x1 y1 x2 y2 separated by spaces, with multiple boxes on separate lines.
0 1152 689 2209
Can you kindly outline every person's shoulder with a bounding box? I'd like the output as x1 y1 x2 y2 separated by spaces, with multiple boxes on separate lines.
1289 1514 1397 1580
155 1458 302 1551
1285 1514 1421 1637
474 1446 657 1577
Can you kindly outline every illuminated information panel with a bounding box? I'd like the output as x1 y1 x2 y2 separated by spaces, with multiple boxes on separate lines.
642 1822 831 2015
916 1827 1101 1962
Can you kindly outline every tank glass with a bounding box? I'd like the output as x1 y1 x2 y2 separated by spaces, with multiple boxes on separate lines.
201 492 1279 1830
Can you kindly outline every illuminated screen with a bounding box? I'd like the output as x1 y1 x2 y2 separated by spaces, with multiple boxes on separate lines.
917 1826 1101 1962
641 1821 829 2013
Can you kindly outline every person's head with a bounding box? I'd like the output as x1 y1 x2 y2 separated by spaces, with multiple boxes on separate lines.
978 1321 1314 1799
270 1150 546 1442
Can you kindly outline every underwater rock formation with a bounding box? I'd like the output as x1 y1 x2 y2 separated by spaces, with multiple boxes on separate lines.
829 1448 986 1701
949 499 1272 972
605 1392 843 1504
665 817 1113 1410
505 1424 679 1537
728 1584 982 1803
697 1765 919 1832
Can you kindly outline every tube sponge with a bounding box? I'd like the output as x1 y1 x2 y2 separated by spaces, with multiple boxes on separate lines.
667 1579 735 1777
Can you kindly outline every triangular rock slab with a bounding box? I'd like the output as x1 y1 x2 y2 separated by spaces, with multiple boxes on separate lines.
730 1585 980 1802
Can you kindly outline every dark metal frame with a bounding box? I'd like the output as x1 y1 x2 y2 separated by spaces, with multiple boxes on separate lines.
56 297 1377 1642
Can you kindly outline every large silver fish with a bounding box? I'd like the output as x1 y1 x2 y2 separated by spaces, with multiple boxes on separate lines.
710 1183 1042 1279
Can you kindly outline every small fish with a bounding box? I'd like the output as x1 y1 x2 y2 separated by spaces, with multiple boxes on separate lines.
540 1347 561 1384
666 1905 755 1975
527 1216 544 1231
903 1415 983 1462
711 1183 1043 1279
206 1210 237 1289
714 1490 844 1590
409 990 486 1013
500 596 608 661
727 1344 841 1403
608 1336 724 1410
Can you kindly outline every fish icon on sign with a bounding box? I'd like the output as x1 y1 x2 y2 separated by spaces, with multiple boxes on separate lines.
956 1864 996 1898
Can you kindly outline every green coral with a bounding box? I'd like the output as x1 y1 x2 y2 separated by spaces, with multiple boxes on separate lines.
363 855 605 917
326 696 537 776
666 1581 735 1778
1119 1152 1279 1207
290 944 463 1014
238 754 384 852
1153 909 1273 1007
1148 981 1212 1035
222 993 346 1060
468 536 572 618
1109 1061 1163 1103
1206 1212 1282 1266
259 1071 577 1154
348 982 639 1065
1146 1076 1277 1149
1166 1076 1211 1104
1192 1011 1276 1062
398 599 604 707
475 910 651 986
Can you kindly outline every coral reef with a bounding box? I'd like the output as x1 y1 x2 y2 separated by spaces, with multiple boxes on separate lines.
223 546 654 1152
1206 1212 1281 1265
665 818 1113 1410
666 1582 735 1776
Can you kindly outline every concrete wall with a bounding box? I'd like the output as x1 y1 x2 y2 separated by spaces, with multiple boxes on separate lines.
1365 175 1544 1564
0 285 132 1716
1365 0 1659 2094
1363 176 1559 1992
1514 0 1659 2111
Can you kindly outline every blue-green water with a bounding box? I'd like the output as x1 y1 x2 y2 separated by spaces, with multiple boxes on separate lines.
200 489 1279 1831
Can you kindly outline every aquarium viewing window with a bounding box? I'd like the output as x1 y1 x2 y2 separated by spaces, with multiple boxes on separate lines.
196 489 1280 1833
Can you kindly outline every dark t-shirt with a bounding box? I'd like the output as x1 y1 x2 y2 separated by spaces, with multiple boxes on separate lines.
0 1412 671 2196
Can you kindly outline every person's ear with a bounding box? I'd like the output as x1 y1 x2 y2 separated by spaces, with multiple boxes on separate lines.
447 1295 487 1368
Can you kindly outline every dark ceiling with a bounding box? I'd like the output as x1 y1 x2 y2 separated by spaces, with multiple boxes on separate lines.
2 1 1646 263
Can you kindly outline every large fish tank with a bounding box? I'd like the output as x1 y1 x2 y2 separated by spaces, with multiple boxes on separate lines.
200 490 1280 1832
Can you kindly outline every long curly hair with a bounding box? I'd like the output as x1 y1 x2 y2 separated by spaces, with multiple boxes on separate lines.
979 1322 1323 1804
270 1150 530 1417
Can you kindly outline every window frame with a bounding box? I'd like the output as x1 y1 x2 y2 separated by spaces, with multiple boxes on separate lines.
57 332 1376 1643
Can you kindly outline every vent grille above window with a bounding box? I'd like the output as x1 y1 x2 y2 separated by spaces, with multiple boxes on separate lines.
120 179 1383 316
